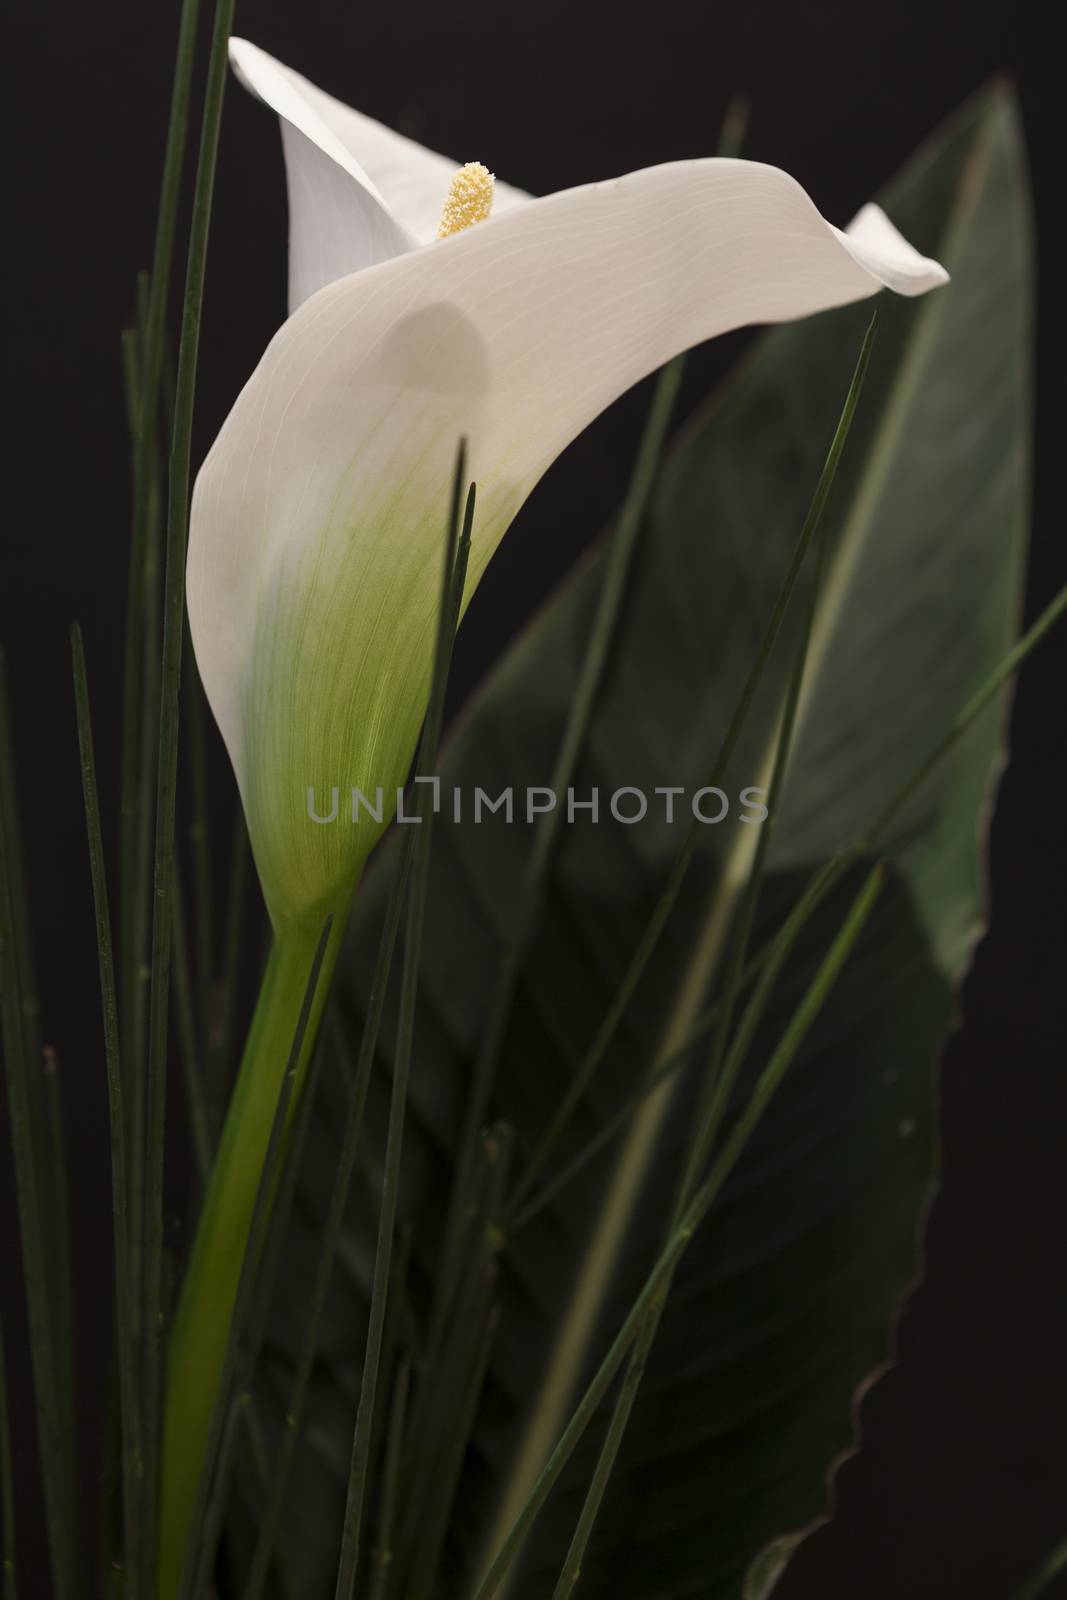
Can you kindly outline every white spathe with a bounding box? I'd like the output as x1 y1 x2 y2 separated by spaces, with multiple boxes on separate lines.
187 38 948 928
229 38 531 308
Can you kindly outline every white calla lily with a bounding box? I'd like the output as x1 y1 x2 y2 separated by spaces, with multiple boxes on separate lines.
165 43 948 1591
187 37 946 934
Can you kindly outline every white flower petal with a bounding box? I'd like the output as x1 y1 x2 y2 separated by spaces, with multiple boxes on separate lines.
840 201 944 296
230 38 529 309
189 156 946 923
230 37 414 310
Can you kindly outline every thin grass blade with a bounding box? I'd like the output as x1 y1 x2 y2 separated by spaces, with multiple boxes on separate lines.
72 623 144 1592
0 1315 16 1600
334 459 475 1600
437 357 685 1298
0 655 77 1591
366 1363 411 1600
172 865 212 1186
120 0 202 1076
141 0 237 1581
545 324 875 1594
508 312 878 1211
205 805 251 1138
1012 1536 1067 1600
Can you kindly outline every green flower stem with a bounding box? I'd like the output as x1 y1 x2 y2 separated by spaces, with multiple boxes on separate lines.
158 899 351 1598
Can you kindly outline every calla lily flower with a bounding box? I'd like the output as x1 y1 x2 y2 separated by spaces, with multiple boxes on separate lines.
187 37 947 934
164 44 948 1591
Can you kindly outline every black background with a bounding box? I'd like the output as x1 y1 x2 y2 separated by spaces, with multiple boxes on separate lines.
4 1 1065 1596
